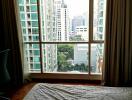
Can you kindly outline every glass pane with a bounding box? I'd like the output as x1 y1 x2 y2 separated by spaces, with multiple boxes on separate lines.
31 13 38 20
43 44 89 73
32 21 38 27
20 13 25 20
31 5 37 12
41 0 89 42
93 0 106 40
30 0 37 4
18 0 24 4
21 21 25 27
32 35 39 41
24 44 41 73
32 28 39 34
19 6 24 11
33 44 39 48
22 28 26 34
90 44 104 74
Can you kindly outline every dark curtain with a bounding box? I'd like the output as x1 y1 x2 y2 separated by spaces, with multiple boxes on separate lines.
0 0 24 87
103 0 132 86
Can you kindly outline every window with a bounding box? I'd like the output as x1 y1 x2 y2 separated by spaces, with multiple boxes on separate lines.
33 44 39 48
20 13 25 20
30 0 37 4
22 28 26 34
19 6 24 11
31 21 38 27
32 28 38 34
21 21 26 27
18 0 106 79
31 5 37 12
19 0 24 4
31 13 38 20
33 36 39 41
26 6 30 12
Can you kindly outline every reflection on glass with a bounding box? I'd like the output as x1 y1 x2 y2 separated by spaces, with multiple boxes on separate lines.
91 44 104 74
93 0 106 40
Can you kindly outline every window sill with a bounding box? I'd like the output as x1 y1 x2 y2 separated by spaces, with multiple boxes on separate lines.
30 73 102 80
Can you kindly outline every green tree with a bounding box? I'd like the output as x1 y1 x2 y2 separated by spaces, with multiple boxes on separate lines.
69 35 84 41
57 44 74 71
57 52 66 71
57 44 74 59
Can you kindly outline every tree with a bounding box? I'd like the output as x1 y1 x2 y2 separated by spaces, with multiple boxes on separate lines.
57 52 66 71
57 44 74 71
69 35 84 41
57 44 74 59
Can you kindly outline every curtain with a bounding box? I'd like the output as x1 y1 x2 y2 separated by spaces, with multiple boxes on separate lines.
103 0 132 86
0 0 24 87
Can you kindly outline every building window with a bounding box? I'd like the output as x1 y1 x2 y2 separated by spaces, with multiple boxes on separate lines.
19 6 24 11
30 0 37 4
31 13 38 20
18 0 106 79
32 21 38 27
21 21 25 27
22 28 26 34
26 6 30 12
31 5 37 12
20 13 25 20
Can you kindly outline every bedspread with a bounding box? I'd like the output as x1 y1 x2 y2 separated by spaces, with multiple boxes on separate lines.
24 83 132 100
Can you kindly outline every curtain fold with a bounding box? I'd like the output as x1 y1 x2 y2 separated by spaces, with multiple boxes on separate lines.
103 0 132 86
0 0 24 87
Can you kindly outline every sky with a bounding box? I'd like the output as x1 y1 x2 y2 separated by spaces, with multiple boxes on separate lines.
63 0 89 18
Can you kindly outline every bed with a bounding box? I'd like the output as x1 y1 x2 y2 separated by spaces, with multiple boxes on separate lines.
24 83 132 100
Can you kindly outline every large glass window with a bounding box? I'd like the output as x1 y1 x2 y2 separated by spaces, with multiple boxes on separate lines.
18 0 106 78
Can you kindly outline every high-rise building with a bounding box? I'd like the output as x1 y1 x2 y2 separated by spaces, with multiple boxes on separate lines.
75 26 88 41
74 44 88 65
54 0 69 41
18 0 57 72
71 16 85 33
96 0 105 40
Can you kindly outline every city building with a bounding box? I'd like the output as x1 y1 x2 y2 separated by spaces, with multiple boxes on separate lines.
54 0 69 41
18 0 57 72
74 44 97 70
95 0 106 73
71 16 85 33
75 26 88 41
74 44 88 65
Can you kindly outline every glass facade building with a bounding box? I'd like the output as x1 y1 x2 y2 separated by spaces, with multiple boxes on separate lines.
18 0 57 72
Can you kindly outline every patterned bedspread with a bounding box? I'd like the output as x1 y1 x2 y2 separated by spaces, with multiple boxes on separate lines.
24 83 132 100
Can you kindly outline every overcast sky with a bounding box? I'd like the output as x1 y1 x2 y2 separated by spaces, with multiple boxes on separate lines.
64 0 89 18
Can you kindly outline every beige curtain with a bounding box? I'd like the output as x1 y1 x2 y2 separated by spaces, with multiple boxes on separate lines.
103 0 132 86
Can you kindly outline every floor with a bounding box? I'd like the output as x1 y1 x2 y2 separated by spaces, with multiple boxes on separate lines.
10 82 36 100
